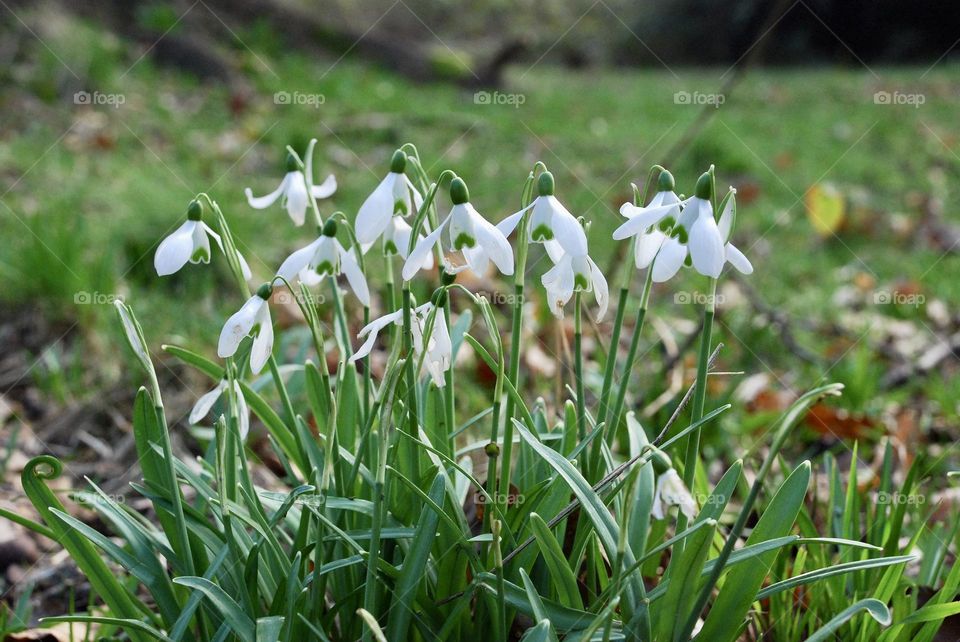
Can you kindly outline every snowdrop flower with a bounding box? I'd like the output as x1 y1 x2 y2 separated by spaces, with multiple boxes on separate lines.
541 247 609 321
498 171 588 258
154 200 252 279
676 172 726 279
381 215 434 271
244 152 337 226
612 170 683 244
355 150 424 246
218 283 275 374
275 220 370 305
190 379 250 440
651 468 697 520
402 177 513 281
349 299 452 387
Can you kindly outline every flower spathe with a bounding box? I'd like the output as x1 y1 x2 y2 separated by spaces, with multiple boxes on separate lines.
244 153 337 227
218 284 274 374
402 178 513 281
541 249 609 321
652 468 697 520
275 222 370 306
349 302 452 387
355 151 424 246
190 379 250 440
154 202 252 280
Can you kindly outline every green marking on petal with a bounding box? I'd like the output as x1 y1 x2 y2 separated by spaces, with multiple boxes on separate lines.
314 261 335 275
394 199 408 216
191 248 210 263
574 273 589 291
383 240 398 255
453 233 476 250
675 226 689 244
659 216 676 231
531 224 554 241
683 254 693 267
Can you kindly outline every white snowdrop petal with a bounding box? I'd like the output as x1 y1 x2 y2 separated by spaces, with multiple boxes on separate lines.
589 257 609 321
233 381 250 440
634 230 666 269
651 237 687 283
495 207 528 237
284 172 309 226
402 216 447 281
338 243 370 306
356 174 398 245
544 239 565 264
350 310 404 362
311 173 337 199
276 239 321 284
718 193 736 242
218 296 264 358
474 214 514 276
547 197 588 256
248 305 274 374
245 174 289 209
725 242 753 275
154 221 197 276
190 381 227 424
688 215 725 278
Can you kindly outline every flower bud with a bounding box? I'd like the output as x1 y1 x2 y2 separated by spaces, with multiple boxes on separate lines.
657 169 675 193
440 270 457 286
484 442 500 458
322 218 338 237
449 177 470 205
186 199 203 221
537 171 555 196
694 171 712 200
285 152 299 172
390 150 406 174
256 282 274 300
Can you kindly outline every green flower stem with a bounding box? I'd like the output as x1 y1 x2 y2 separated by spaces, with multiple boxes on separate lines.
362 422 388 642
496 170 537 525
442 300 455 453
268 354 297 431
328 275 352 358
574 291 587 446
491 518 508 642
606 268 654 439
677 277 717 538
596 285 629 427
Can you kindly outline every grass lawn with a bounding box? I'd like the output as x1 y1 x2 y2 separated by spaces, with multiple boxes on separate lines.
2 13 958 451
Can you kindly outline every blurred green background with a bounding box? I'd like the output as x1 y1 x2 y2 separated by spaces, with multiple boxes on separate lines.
1 0 958 471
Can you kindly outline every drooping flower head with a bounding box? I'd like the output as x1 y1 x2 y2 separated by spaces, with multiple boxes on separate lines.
652 468 697 520
190 379 250 440
541 246 609 321
613 169 752 282
355 150 424 247
245 151 337 227
402 177 514 281
218 282 275 374
497 171 587 262
275 219 370 306
349 297 452 387
154 199 252 280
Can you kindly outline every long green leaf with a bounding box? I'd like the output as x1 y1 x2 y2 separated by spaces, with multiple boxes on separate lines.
173 577 255 642
804 598 891 642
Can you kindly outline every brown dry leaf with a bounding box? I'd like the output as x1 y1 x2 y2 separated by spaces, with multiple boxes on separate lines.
804 403 877 440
